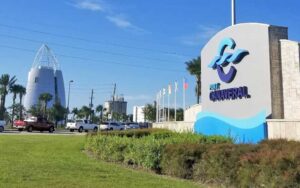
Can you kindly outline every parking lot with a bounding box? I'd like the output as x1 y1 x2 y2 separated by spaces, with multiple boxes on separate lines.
0 129 86 135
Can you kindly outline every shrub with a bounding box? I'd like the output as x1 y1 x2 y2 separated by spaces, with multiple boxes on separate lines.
236 139 300 188
161 143 207 179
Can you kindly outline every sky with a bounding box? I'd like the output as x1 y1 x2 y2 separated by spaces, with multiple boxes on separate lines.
0 0 300 114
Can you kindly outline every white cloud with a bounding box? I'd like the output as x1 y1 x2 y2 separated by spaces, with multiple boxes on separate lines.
106 15 132 28
106 15 149 34
72 0 105 12
181 25 221 46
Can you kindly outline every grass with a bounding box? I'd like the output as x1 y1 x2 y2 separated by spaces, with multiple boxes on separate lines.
0 135 200 188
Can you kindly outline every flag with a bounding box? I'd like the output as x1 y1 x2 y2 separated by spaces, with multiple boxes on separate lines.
162 88 166 95
175 81 178 92
168 84 172 95
159 90 162 97
183 78 188 90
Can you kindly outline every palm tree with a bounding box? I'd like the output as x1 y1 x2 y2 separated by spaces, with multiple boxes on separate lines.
38 93 53 117
95 105 103 122
80 106 92 120
18 85 26 120
10 84 23 124
0 74 17 120
71 107 78 119
185 57 201 104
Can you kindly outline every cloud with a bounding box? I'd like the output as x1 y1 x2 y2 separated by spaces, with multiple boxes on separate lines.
72 0 105 12
106 15 132 28
181 25 221 46
106 15 149 34
70 0 148 34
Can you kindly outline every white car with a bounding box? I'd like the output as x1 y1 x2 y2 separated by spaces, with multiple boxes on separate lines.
66 119 98 133
0 120 6 132
124 122 140 130
99 122 124 131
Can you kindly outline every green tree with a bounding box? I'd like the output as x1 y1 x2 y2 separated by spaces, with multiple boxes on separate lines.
71 107 78 119
18 85 26 120
49 102 67 127
143 104 156 122
176 108 184 121
0 74 17 119
38 93 53 117
10 84 26 123
95 105 103 122
28 104 43 117
185 57 201 104
78 106 92 119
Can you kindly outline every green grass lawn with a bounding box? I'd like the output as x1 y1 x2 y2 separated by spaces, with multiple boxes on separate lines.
0 135 200 188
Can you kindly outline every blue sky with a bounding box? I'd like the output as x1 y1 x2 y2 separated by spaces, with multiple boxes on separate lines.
1 0 300 113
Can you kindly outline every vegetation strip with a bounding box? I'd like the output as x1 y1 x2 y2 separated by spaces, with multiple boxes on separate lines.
0 135 199 188
86 129 300 187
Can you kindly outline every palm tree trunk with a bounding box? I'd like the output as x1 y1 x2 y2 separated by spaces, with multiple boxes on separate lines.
19 95 23 120
11 95 16 126
0 95 6 120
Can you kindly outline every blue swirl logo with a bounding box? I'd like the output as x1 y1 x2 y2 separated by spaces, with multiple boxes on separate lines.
208 38 249 83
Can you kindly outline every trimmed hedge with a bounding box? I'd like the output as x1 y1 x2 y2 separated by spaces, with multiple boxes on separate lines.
85 129 300 187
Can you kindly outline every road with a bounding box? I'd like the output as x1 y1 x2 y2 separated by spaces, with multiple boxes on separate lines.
0 129 87 135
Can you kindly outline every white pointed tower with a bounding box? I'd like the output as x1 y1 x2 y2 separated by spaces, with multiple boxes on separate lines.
24 44 66 110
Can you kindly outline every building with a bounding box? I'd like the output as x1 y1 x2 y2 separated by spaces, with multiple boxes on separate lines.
133 106 145 123
104 95 127 116
24 44 66 110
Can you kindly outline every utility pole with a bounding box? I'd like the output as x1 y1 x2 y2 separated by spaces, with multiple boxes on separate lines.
89 89 94 120
111 83 116 120
231 0 236 25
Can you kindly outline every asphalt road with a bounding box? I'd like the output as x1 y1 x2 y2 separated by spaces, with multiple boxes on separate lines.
0 129 87 135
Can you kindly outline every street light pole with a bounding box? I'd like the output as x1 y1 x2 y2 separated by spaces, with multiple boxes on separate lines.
66 80 74 120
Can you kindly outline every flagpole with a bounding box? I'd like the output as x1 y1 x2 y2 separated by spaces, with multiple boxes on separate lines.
158 91 161 122
162 89 165 122
168 91 170 122
183 78 186 111
174 82 177 121
156 93 158 122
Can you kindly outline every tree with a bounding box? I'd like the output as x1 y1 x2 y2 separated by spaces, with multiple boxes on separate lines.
38 93 53 117
18 85 26 120
185 57 201 104
10 84 26 123
176 108 184 121
71 107 78 119
143 104 156 122
79 106 92 119
95 105 103 122
0 74 17 119
28 104 43 117
49 102 67 127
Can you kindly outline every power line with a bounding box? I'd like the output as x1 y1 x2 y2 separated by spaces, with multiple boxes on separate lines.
0 33 183 64
0 44 185 73
0 23 192 58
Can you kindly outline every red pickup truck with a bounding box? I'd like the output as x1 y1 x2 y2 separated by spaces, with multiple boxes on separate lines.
14 117 55 133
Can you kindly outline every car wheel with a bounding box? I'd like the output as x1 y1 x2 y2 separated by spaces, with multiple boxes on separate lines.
78 127 83 133
70 129 74 132
28 126 33 132
18 128 23 132
48 126 54 133
0 126 3 132
93 127 98 132
109 127 113 131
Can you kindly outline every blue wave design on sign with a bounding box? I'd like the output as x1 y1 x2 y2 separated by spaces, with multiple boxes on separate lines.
194 111 267 143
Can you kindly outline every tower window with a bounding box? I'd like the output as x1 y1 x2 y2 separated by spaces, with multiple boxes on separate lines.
34 77 39 83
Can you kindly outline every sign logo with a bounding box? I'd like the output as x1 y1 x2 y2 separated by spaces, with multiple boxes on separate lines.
208 38 249 83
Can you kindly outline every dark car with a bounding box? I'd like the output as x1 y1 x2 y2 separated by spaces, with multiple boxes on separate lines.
25 117 55 133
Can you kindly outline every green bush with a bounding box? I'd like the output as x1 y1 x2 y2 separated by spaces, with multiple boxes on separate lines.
236 139 300 188
161 144 207 179
85 129 300 187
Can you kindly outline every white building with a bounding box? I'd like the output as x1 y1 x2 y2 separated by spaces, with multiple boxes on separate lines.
24 44 66 110
133 106 145 123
